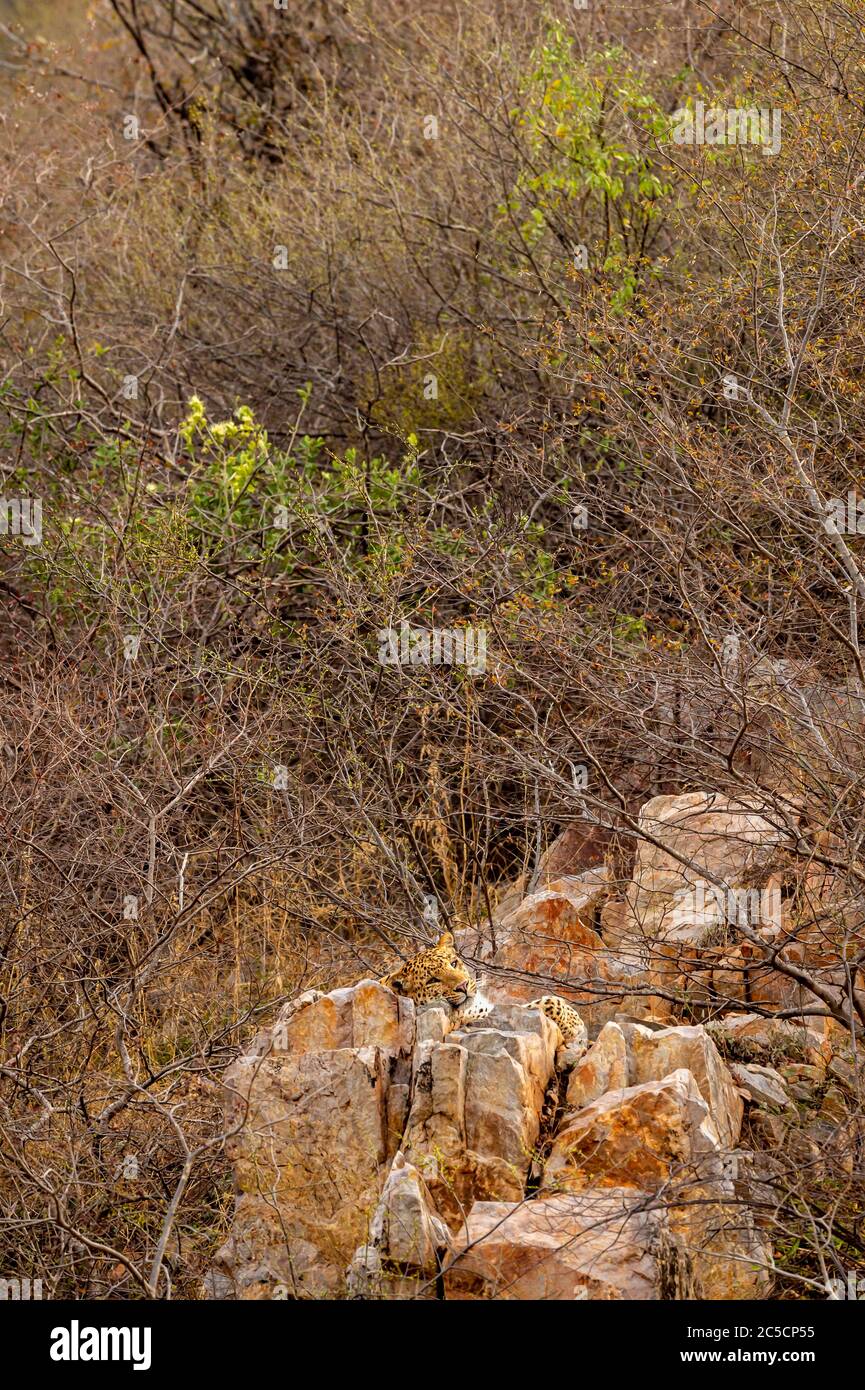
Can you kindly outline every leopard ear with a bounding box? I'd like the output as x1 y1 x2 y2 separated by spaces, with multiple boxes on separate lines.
436 930 455 949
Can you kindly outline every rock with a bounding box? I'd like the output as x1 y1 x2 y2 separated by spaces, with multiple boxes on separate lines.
614 1012 670 1032
829 1114 865 1174
707 1012 829 1069
566 1022 630 1110
345 1244 384 1298
500 869 609 939
556 1040 591 1072
212 981 414 1298
533 828 609 885
600 898 629 949
480 871 635 1031
746 940 820 1014
692 1190 773 1299
828 1054 858 1091
401 1004 558 1225
625 792 785 945
370 1151 451 1269
729 1062 791 1111
444 1190 696 1300
543 1067 770 1298
564 1022 742 1149
738 1146 786 1214
489 929 640 1032
471 864 671 1029
216 915 774 1300
269 978 415 1057
819 1086 848 1123
545 1068 724 1195
346 1151 451 1297
779 1062 824 1085
618 1023 744 1149
749 1108 788 1147
415 1005 452 1045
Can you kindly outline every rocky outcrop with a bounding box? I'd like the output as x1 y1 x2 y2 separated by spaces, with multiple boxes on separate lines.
565 1020 743 1149
544 1069 768 1299
212 981 414 1298
546 1068 724 1193
621 1022 744 1149
401 1001 558 1224
212 988 768 1298
212 790 837 1301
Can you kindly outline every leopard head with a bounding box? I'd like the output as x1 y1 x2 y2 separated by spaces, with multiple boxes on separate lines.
380 931 477 1007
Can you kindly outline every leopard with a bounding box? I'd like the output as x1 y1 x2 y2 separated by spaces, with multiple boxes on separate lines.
524 995 588 1049
379 930 489 1017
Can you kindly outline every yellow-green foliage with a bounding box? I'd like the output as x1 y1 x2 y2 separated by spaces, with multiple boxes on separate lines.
368 328 491 437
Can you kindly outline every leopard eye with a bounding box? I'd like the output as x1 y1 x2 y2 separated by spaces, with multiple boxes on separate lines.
451 958 459 967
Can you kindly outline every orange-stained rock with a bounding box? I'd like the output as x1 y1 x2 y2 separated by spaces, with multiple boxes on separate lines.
211 811 782 1304
402 1003 557 1225
545 1068 723 1195
444 1190 696 1300
600 897 629 949
481 868 672 1029
618 1022 743 1149
217 1045 401 1297
566 1021 630 1110
566 1021 742 1148
265 978 414 1057
545 1068 769 1299
486 886 628 1030
498 870 608 943
213 982 415 1298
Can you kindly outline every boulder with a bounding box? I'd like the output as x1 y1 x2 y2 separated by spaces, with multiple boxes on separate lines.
370 1151 451 1269
618 1022 743 1149
544 1068 770 1298
545 1068 724 1195
625 792 785 945
267 978 415 1057
499 869 609 940
566 1022 630 1110
401 1002 558 1226
729 1062 791 1111
565 1021 742 1149
346 1152 451 1297
214 913 774 1300
444 1190 696 1300
212 981 414 1298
